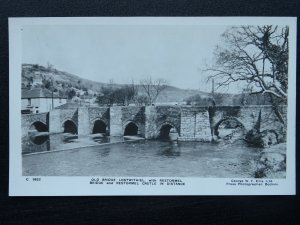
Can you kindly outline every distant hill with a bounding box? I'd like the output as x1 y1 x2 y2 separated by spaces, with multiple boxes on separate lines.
22 64 106 92
22 64 271 106
21 63 209 103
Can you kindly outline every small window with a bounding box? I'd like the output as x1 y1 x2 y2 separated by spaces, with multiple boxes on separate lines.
59 98 62 103
28 98 31 106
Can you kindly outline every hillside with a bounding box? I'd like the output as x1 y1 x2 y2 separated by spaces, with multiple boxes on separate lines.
22 64 271 106
21 64 207 103
22 64 106 92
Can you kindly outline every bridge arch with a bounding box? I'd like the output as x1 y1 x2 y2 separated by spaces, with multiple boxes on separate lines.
157 122 180 140
123 121 139 136
29 121 48 132
214 117 246 139
92 119 108 134
62 119 78 134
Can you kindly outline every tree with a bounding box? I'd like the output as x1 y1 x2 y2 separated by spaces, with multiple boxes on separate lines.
66 89 76 100
185 94 215 106
134 95 149 106
96 83 137 106
118 84 137 105
139 77 168 105
44 79 52 89
205 25 289 123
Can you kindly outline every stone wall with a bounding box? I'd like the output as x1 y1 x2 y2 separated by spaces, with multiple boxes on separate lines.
121 106 145 136
60 109 78 126
22 105 288 141
145 106 158 139
110 106 123 136
145 106 181 139
21 112 49 137
78 107 89 136
179 107 211 142
88 107 110 134
49 108 78 134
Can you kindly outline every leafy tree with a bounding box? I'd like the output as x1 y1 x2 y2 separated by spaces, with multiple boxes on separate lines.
213 92 226 105
185 94 215 106
116 84 137 105
96 86 114 106
66 89 76 99
44 79 52 89
29 76 33 84
96 84 137 106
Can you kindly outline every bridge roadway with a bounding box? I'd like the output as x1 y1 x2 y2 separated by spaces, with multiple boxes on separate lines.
21 105 286 141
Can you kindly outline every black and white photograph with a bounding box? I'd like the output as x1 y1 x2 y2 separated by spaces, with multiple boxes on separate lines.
9 17 296 195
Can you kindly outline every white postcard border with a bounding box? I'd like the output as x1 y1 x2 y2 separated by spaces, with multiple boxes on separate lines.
9 17 297 196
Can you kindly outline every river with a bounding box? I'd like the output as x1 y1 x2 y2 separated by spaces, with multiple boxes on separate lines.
22 134 261 177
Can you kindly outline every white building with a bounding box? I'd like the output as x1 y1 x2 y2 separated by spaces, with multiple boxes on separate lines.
21 88 67 114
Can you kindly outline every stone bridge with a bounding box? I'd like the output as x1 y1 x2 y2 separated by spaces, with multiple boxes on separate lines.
21 105 287 141
22 112 49 137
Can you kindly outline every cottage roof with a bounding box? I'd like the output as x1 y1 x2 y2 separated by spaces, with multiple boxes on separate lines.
21 88 66 99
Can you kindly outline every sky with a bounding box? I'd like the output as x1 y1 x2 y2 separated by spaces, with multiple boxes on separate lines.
22 24 227 91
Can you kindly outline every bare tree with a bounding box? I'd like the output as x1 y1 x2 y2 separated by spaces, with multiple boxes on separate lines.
206 25 288 99
134 95 149 106
139 77 168 105
205 25 289 123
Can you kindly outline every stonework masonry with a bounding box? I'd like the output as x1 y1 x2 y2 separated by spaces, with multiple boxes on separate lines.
22 105 287 141
49 109 61 133
179 107 211 141
145 106 158 139
121 106 145 136
22 112 49 137
78 107 89 136
110 106 123 136
88 107 110 134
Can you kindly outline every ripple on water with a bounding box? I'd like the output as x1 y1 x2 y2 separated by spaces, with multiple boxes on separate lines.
22 135 261 177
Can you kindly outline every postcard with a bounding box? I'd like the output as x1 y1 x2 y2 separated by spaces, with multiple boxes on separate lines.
9 17 296 195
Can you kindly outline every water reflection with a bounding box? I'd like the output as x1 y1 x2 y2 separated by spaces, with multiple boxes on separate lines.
23 135 50 154
22 133 126 155
23 135 261 177
159 147 181 157
30 135 49 145
96 147 110 157
92 135 110 144
62 134 78 143
155 141 181 158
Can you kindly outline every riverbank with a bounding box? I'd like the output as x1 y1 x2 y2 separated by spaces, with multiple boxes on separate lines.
253 143 286 178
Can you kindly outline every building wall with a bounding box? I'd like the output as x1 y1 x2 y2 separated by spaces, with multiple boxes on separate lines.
39 98 67 113
21 98 41 113
21 99 29 110
22 98 67 113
